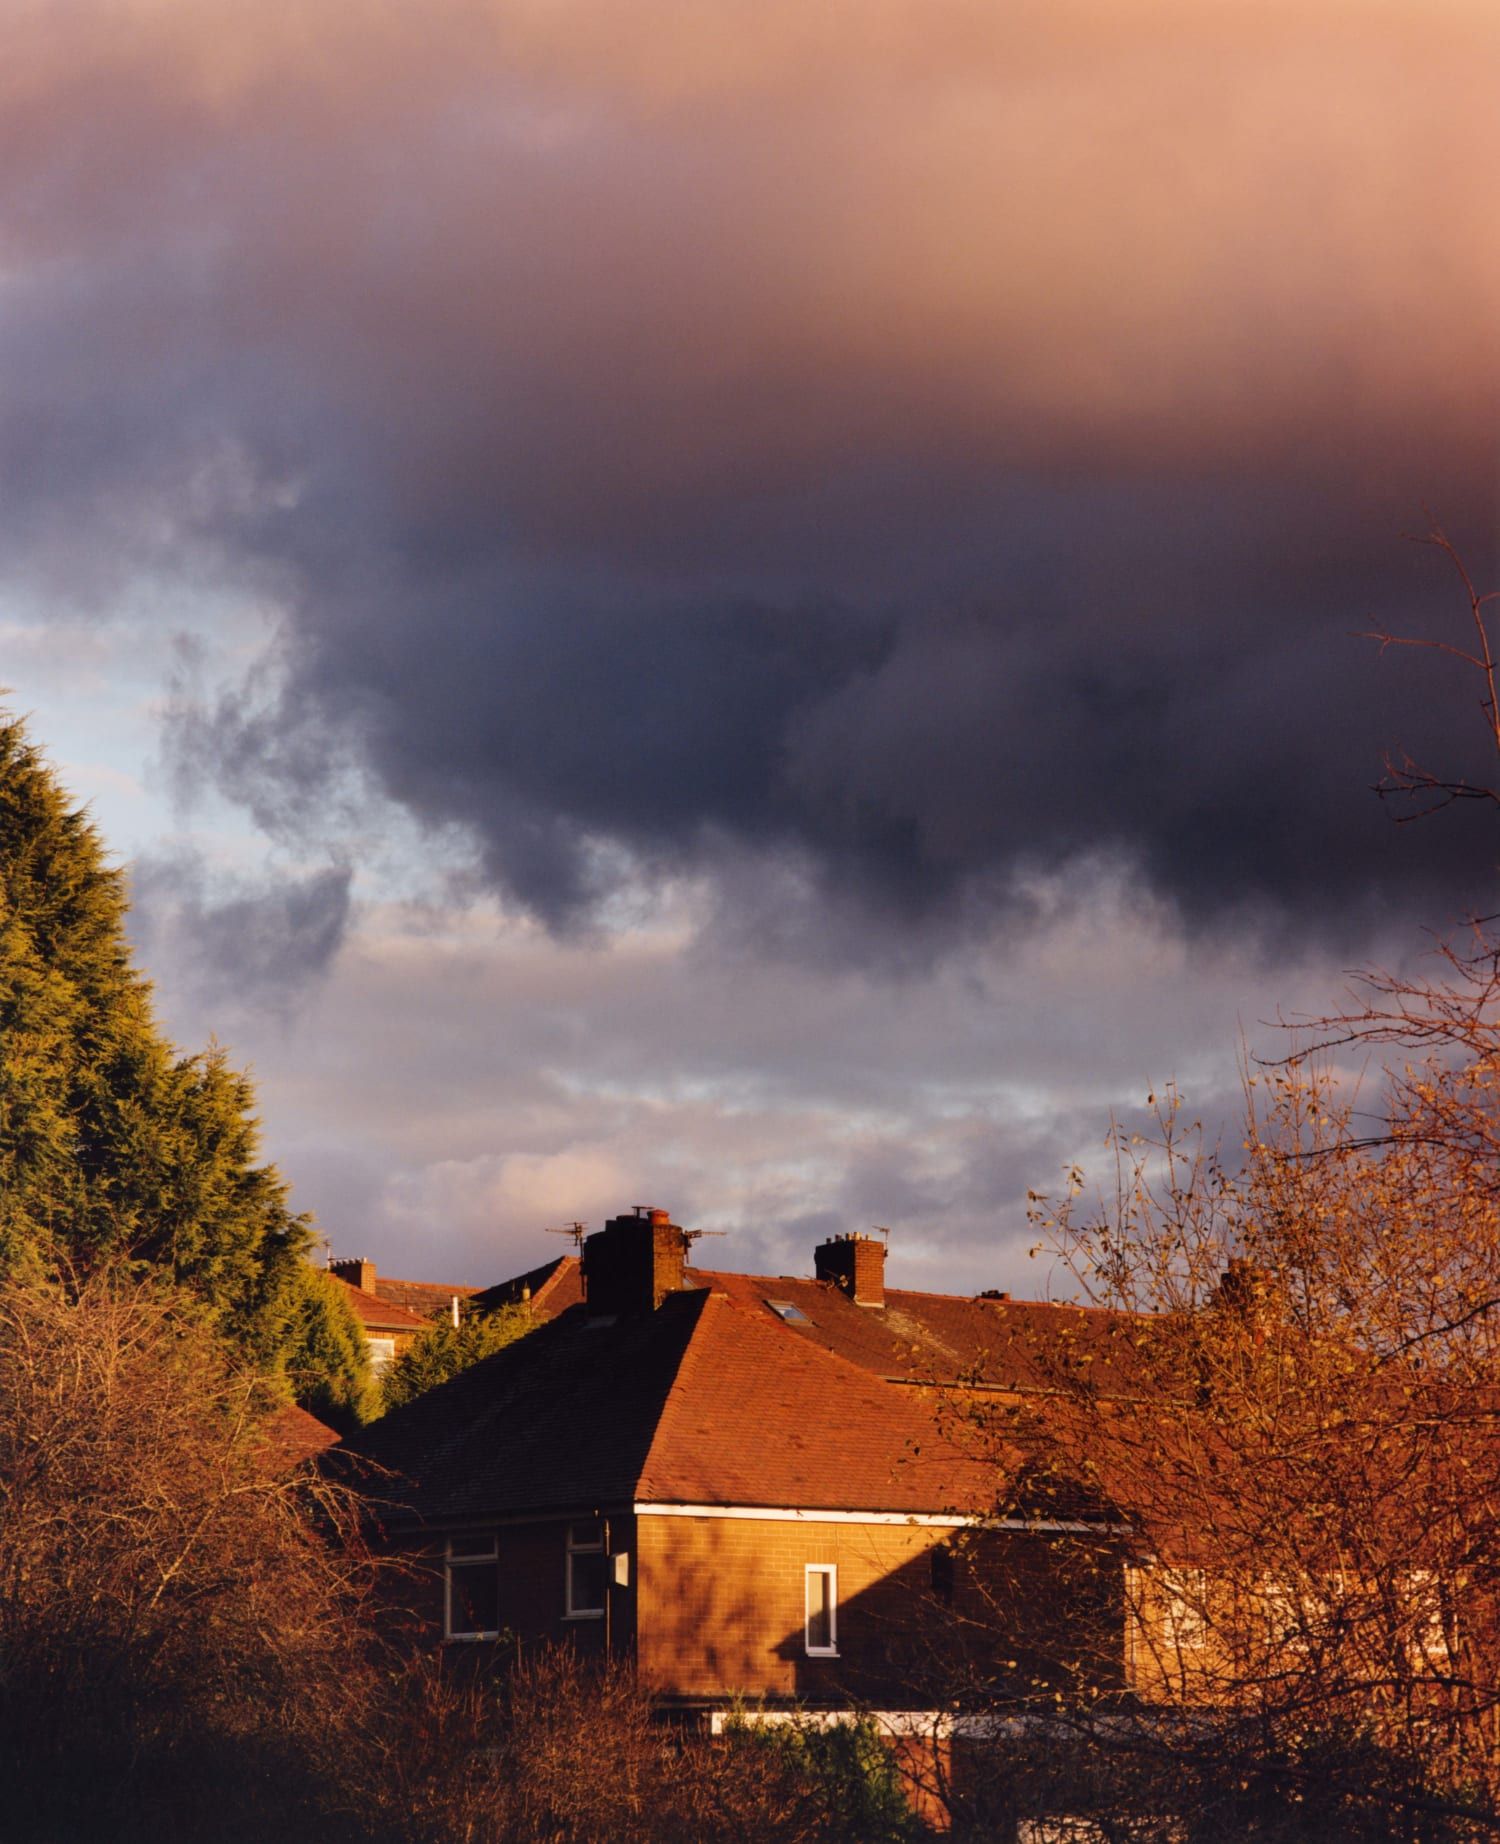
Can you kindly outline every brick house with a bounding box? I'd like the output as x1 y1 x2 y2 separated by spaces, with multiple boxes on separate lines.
351 1207 1126 1739
327 1257 481 1372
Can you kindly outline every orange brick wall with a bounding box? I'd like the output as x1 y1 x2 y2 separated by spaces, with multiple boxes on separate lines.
391 1515 631 1660
634 1513 1127 1707
388 1511 1122 1709
635 1514 952 1702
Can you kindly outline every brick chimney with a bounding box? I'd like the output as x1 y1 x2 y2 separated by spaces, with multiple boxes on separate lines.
1216 1257 1273 1322
582 1208 689 1316
814 1233 885 1308
329 1256 377 1293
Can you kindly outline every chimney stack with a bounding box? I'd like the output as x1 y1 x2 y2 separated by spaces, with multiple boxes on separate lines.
582 1207 689 1316
1216 1257 1272 1321
329 1257 377 1294
814 1233 886 1308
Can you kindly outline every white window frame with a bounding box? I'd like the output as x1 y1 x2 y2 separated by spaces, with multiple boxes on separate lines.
445 1531 500 1641
805 1563 839 1657
565 1520 607 1620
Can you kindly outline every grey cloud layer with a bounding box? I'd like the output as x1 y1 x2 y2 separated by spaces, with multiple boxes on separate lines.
128 854 354 1015
7 1 1500 948
134 880 1294 1292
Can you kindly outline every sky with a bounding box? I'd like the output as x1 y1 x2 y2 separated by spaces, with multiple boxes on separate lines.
4 0 1499 1293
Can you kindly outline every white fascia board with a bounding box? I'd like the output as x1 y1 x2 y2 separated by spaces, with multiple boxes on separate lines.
633 1501 1108 1534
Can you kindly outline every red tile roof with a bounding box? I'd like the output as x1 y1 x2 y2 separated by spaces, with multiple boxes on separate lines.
348 1270 1074 1526
334 1276 433 1334
266 1402 342 1466
373 1276 481 1319
349 1287 706 1523
471 1254 584 1320
638 1289 1002 1514
685 1267 1139 1396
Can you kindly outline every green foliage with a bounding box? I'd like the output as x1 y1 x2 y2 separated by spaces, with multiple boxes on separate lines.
0 713 313 1363
282 1266 381 1431
732 1716 928 1844
380 1300 536 1412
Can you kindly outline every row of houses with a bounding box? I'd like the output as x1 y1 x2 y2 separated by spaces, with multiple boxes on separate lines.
325 1256 479 1368
286 1203 1476 1835
333 1210 1132 1758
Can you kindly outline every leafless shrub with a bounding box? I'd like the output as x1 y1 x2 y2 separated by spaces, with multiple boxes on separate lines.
363 1645 903 1844
0 1269 381 1841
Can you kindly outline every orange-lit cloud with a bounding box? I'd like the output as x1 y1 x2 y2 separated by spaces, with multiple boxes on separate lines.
3 0 1497 931
6 0 1496 465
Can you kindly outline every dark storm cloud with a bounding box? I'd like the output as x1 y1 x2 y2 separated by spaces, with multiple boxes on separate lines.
183 490 1500 947
128 853 353 1016
8 1 1500 948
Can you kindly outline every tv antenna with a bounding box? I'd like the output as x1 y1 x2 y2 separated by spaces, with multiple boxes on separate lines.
872 1225 892 1247
546 1221 589 1253
682 1228 727 1251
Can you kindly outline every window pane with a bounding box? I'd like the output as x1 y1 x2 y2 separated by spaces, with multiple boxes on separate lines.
451 1560 499 1636
569 1548 607 1614
569 1520 603 1550
806 1570 834 1651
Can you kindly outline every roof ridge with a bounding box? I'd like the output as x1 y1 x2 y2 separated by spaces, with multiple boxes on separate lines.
683 1266 1112 1314
530 1253 579 1306
377 1275 481 1293
635 1287 721 1495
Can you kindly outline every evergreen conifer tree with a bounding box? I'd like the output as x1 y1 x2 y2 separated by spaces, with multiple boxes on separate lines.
0 713 329 1374
284 1267 384 1430
380 1300 535 1412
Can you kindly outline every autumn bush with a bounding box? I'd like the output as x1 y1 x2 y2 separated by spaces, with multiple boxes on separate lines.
934 547 1500 1841
361 1646 930 1844
0 1269 932 1843
945 1050 1500 1842
0 1270 382 1842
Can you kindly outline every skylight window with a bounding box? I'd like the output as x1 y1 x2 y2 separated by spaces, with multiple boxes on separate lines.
766 1299 811 1325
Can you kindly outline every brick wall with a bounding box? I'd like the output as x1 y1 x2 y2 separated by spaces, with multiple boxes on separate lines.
393 1513 635 1659
392 1509 1123 1711
635 1513 1126 1707
635 1513 954 1702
